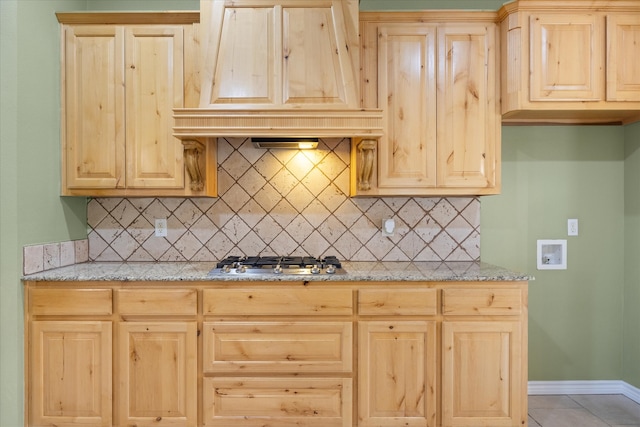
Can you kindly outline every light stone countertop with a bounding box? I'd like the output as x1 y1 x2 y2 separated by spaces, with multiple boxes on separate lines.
21 261 532 283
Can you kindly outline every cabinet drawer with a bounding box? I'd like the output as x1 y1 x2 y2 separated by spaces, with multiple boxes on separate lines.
203 322 352 373
203 377 352 427
203 288 353 316
442 288 522 316
358 289 437 315
117 289 197 316
30 288 112 316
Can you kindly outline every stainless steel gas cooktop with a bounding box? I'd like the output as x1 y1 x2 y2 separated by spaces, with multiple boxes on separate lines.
208 256 346 276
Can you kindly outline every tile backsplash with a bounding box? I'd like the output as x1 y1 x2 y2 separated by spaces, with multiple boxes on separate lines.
88 138 480 262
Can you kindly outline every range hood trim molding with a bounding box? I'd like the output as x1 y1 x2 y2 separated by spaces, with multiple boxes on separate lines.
173 108 384 138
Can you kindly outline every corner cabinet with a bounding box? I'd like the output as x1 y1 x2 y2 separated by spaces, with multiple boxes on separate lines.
499 0 640 124
354 12 501 196
25 279 528 427
57 13 216 197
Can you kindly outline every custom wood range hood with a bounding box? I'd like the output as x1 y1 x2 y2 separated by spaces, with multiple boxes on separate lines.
173 0 383 140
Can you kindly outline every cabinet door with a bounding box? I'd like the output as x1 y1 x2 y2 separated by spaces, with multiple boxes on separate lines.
529 13 603 101
63 25 125 189
125 26 185 189
377 24 437 189
437 23 499 189
442 321 523 427
358 321 437 427
31 321 112 427
118 322 197 427
606 14 640 102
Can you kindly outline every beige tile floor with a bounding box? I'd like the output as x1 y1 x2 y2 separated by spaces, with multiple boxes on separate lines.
529 395 640 426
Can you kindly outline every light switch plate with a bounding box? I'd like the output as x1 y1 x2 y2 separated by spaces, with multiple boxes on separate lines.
568 219 578 236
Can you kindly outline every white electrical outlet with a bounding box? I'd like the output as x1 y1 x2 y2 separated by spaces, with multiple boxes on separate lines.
155 218 168 237
568 219 578 236
382 218 395 237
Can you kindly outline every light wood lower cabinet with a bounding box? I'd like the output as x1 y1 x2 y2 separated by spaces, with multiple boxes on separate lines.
117 322 197 427
24 280 527 427
30 321 112 427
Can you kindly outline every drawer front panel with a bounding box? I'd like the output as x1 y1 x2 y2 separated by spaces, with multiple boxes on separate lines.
203 322 352 373
117 289 197 315
203 288 353 316
30 289 113 316
442 288 522 316
203 377 352 427
358 289 438 315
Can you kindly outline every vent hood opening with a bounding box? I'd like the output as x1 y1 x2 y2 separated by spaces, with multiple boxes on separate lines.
251 138 318 149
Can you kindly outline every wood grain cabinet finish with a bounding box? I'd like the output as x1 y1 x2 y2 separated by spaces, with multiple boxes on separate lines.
30 321 112 427
24 280 527 427
57 13 215 197
358 321 437 427
199 0 360 109
499 1 640 124
357 13 500 196
118 322 198 427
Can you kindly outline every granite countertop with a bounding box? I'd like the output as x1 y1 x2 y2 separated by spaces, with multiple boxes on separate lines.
21 261 532 282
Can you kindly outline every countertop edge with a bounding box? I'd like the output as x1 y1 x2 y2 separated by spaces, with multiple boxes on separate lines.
21 261 534 283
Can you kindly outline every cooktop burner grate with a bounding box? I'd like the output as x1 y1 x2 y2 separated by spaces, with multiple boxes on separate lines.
210 255 345 275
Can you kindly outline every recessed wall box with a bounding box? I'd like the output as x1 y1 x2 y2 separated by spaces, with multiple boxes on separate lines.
537 239 567 270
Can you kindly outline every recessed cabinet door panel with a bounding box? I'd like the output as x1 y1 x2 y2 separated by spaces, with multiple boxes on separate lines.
125 26 185 189
377 24 437 189
64 25 124 189
282 4 355 107
31 321 112 427
607 14 640 102
442 320 523 427
437 24 498 189
203 321 352 373
204 5 278 105
203 377 352 427
358 321 437 427
118 322 197 427
530 14 603 101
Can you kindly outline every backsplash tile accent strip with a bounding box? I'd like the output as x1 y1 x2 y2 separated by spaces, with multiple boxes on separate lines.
87 138 480 262
23 239 89 275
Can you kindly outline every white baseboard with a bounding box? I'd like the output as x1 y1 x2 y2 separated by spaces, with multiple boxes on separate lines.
529 380 640 404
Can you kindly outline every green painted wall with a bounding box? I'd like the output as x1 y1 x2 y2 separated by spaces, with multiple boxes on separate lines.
1 2 87 426
481 126 626 381
624 121 640 388
1 0 639 425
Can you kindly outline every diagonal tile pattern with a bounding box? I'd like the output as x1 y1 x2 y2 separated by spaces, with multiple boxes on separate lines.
88 138 481 262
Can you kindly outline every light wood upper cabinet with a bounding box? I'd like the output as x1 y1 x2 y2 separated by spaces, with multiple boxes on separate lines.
437 24 499 190
355 13 500 196
607 14 640 102
499 1 640 124
63 25 124 190
58 13 215 197
200 0 360 109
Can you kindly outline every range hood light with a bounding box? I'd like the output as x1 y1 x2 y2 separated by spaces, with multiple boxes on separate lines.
251 138 319 150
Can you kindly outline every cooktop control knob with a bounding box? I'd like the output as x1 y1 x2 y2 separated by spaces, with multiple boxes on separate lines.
222 265 231 273
311 264 320 274
326 264 336 274
236 265 247 273
274 265 283 274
